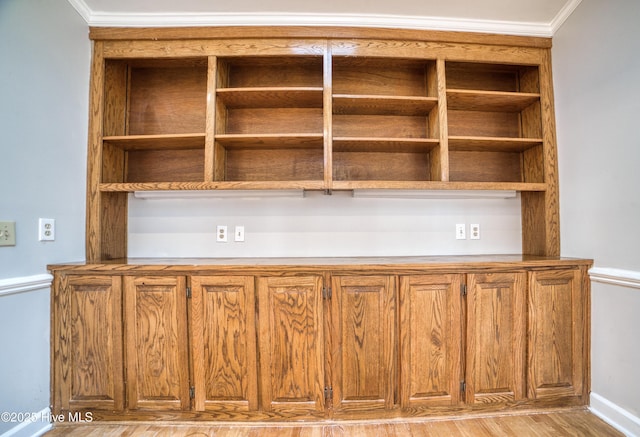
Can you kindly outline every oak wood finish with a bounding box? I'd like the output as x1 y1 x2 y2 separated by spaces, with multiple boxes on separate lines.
189 276 258 413
399 274 462 409
257 276 326 417
123 276 190 411
466 273 526 405
52 275 124 413
50 257 591 422
84 27 561 261
331 275 396 416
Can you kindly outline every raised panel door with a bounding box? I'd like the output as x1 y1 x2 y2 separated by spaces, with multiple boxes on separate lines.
52 274 124 413
399 274 463 408
257 276 325 417
331 275 396 415
124 276 190 411
466 272 526 404
528 268 587 400
190 276 258 413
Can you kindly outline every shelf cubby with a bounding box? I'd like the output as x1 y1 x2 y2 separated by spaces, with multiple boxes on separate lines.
445 61 543 184
214 56 325 183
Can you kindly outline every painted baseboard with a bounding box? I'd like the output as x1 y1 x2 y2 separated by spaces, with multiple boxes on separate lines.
0 407 52 437
0 274 53 297
591 393 640 437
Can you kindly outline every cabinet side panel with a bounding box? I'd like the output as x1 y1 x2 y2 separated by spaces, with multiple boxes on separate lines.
528 269 584 400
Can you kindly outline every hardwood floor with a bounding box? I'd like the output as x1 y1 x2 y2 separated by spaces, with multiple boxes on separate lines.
45 409 622 436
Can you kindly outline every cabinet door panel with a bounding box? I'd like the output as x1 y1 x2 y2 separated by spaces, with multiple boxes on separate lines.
528 268 586 400
124 276 190 410
399 275 462 408
332 275 396 413
466 272 526 404
190 276 258 413
53 275 124 412
257 276 325 416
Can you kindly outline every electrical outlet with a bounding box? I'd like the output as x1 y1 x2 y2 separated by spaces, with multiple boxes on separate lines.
235 226 245 242
456 223 466 240
0 221 16 246
39 218 55 241
216 225 228 242
470 223 480 240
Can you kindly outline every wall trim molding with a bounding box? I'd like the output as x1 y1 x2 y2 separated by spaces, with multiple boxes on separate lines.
590 267 640 290
0 407 52 437
0 274 53 297
591 392 640 437
66 0 575 37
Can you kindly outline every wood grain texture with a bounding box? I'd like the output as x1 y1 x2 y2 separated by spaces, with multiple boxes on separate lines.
124 276 190 411
331 275 396 416
52 275 123 413
466 272 526 405
399 275 462 408
528 268 586 401
257 276 325 416
190 276 258 413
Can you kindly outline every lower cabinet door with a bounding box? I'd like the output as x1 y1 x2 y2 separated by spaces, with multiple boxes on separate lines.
190 275 258 414
257 276 325 417
528 268 587 401
123 276 190 411
466 272 526 404
399 274 463 409
53 274 124 413
331 275 396 415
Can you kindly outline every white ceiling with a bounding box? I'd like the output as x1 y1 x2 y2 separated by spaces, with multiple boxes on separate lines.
68 0 581 37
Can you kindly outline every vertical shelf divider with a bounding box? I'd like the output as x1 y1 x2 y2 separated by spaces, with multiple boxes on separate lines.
204 56 217 182
435 58 450 182
324 43 333 191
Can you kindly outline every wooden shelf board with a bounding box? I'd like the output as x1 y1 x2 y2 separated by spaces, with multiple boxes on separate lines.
332 181 546 191
333 94 438 115
216 87 323 108
102 133 206 150
448 136 543 152
447 89 539 112
333 137 438 153
216 134 324 149
99 181 326 192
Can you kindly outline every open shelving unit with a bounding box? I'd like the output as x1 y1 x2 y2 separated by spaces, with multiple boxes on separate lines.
87 27 559 260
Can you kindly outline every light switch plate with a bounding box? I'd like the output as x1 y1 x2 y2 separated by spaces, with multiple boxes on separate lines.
0 221 16 246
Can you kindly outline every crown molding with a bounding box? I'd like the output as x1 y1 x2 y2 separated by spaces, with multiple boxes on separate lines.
66 0 580 37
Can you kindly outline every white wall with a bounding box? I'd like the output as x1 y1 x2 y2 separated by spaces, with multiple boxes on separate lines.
129 192 522 258
553 0 640 430
0 0 89 434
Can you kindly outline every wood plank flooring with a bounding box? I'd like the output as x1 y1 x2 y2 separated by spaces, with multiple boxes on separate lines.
45 409 622 436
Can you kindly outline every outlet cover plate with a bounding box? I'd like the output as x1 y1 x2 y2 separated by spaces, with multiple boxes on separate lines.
0 221 16 246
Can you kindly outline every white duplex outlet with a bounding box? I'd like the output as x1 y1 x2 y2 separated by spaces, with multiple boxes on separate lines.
216 225 228 242
470 223 480 240
39 218 55 241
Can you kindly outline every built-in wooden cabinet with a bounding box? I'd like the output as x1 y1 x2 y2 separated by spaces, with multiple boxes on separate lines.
50 257 591 421
86 27 560 261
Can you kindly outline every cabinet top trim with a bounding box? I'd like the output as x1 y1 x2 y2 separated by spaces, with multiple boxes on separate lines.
88 26 552 49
